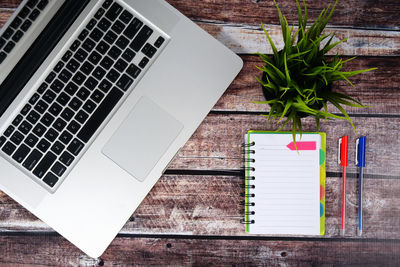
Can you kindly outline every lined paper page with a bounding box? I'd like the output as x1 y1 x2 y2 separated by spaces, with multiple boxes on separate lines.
247 133 321 235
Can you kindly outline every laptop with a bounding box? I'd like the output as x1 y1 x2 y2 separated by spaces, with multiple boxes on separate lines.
0 0 242 257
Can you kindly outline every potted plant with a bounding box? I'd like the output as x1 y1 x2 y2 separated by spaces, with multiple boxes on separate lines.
256 0 376 147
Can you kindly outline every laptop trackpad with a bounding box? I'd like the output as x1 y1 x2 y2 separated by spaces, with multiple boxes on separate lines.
102 97 183 182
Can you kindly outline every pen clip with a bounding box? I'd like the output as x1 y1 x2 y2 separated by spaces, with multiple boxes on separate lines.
355 138 359 166
338 138 342 165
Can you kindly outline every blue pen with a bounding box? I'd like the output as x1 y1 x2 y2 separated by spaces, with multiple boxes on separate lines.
355 136 366 236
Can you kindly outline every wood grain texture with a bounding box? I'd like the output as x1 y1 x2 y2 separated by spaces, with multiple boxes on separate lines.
1 176 399 239
1 4 400 56
0 235 399 266
216 56 400 114
169 115 400 175
2 0 400 30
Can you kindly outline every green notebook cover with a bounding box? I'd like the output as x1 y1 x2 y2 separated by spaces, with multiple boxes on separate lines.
244 131 326 235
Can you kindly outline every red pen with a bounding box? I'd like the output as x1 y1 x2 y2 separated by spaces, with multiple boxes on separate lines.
338 136 349 235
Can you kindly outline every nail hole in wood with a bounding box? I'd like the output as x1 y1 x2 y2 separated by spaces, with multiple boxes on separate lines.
166 243 172 248
281 252 287 257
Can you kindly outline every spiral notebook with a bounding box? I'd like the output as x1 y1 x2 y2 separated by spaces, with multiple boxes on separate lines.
243 131 326 235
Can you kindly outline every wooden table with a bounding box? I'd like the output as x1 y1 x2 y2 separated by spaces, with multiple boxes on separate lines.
1 0 400 265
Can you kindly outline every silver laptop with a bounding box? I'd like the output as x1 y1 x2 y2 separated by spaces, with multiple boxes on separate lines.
0 0 242 257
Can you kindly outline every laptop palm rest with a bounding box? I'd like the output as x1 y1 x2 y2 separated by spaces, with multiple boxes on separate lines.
102 96 183 181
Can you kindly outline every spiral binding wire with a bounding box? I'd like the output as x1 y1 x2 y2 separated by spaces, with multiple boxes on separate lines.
240 141 256 225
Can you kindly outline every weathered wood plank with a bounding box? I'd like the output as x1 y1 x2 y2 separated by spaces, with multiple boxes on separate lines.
217 56 400 114
0 235 399 266
1 176 399 239
170 115 400 175
1 7 400 56
2 0 400 30
201 23 400 55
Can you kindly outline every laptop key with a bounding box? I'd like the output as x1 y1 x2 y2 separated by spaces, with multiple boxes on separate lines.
2 141 17 156
45 72 57 83
43 90 56 104
112 20 125 34
78 29 89 41
78 87 123 143
35 100 49 113
59 151 74 166
12 30 24 42
43 172 59 188
10 17 23 29
59 69 73 83
83 100 97 114
49 103 63 117
19 7 30 19
12 114 24 126
21 104 32 115
61 107 75 122
3 28 14 40
12 144 30 163
45 128 58 142
0 38 5 49
69 97 83 111
103 0 113 9
108 46 122 60
116 35 129 50
54 61 65 73
100 56 114 70
90 28 104 42
51 141 65 155
57 92 71 106
21 20 32 32
74 48 89 62
104 30 118 44
130 25 153 52
106 3 123 21
29 9 41 21
114 59 128 72
84 77 98 90
4 125 15 137
26 0 39 9
122 48 136 62
10 131 24 145
67 120 80 134
59 131 73 145
154 36 165 48
75 110 89 124
25 134 39 148
62 50 73 62
50 79 64 93
126 64 141 79
67 138 84 156
26 110 40 124
33 152 57 179
116 74 133 92
77 88 91 101
23 149 43 171
139 57 149 68
106 69 120 83
93 67 107 80
96 41 110 54
124 18 143 39
32 123 46 137
119 10 133 24
51 162 66 177
4 41 16 53
90 90 105 104
37 139 51 153
99 79 112 93
72 71 86 85
66 58 80 73
94 8 106 20
88 51 102 65
41 113 55 127
19 121 33 135
37 0 49 10
53 118 67 132
82 38 96 52
98 18 112 32
86 19 97 31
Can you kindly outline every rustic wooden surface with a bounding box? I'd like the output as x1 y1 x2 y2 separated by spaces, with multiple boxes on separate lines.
1 0 400 266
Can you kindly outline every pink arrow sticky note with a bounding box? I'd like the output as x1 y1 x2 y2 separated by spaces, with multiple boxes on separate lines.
287 141 317 151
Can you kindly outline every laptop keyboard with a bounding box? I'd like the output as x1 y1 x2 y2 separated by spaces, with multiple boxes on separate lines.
0 0 49 64
0 0 167 191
